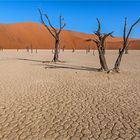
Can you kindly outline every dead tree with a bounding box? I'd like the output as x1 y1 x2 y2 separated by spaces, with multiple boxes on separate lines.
62 45 65 51
26 46 29 52
0 47 4 51
86 45 91 53
38 9 66 62
86 18 113 72
86 46 88 53
113 18 140 72
72 48 75 53
52 48 60 54
93 49 95 55
31 44 33 53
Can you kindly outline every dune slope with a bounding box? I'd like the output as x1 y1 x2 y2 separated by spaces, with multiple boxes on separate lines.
0 22 140 49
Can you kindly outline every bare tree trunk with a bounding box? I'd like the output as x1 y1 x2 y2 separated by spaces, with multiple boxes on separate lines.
86 47 88 54
93 49 95 55
86 19 113 72
72 48 75 53
30 44 33 53
114 47 126 72
98 47 109 71
53 39 60 62
38 9 66 62
31 48 33 53
26 47 29 52
62 45 65 51
102 48 105 55
113 18 140 72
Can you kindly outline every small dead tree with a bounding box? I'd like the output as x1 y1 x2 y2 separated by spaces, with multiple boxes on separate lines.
72 48 75 53
0 47 3 51
38 9 66 62
86 45 91 53
62 45 65 52
26 46 29 52
93 49 95 55
86 18 113 72
31 44 33 53
113 18 140 72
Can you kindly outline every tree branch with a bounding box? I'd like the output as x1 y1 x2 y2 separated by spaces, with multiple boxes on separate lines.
102 31 114 43
123 17 127 45
38 8 56 38
125 18 140 43
44 14 56 32
58 16 66 34
86 39 99 45
96 18 101 35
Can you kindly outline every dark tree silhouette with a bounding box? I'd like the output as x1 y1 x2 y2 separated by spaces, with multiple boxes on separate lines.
31 44 33 53
72 48 75 53
38 9 66 62
86 45 91 53
86 18 113 72
113 18 140 72
26 46 29 52
62 45 66 52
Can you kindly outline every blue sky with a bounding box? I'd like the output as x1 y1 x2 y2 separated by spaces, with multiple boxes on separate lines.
0 0 140 38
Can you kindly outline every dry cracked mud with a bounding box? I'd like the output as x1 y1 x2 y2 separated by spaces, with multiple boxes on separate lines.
0 50 140 140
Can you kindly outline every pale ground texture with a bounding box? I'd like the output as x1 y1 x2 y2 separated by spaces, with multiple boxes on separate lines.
0 50 140 140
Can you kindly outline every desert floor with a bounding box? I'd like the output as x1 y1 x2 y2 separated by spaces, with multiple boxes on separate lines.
0 50 140 140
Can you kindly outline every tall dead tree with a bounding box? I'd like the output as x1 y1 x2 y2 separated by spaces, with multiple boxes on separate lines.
113 18 140 72
86 18 113 72
38 9 66 62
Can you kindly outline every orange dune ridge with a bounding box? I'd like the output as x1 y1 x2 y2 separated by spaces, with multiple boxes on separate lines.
0 22 139 50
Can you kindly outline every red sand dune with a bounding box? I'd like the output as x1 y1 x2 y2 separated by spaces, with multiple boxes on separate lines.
0 22 140 50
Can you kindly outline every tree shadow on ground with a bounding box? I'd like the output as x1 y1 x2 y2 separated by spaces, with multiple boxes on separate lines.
44 63 99 72
17 58 99 72
16 58 51 63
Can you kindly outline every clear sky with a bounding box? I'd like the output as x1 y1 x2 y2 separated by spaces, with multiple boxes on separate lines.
0 0 140 38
